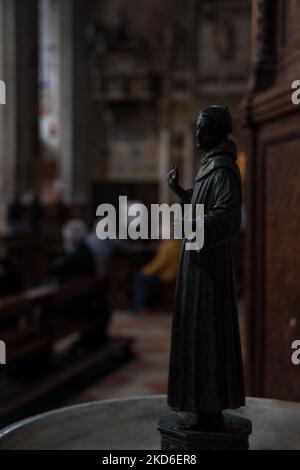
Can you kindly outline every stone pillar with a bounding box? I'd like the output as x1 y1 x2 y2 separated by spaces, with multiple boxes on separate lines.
59 0 90 205
0 1 6 229
0 0 6 230
59 0 74 205
0 0 18 233
0 0 39 233
73 0 90 205
15 0 39 194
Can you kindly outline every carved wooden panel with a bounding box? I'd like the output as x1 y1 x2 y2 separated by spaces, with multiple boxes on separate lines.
263 136 300 400
276 0 300 81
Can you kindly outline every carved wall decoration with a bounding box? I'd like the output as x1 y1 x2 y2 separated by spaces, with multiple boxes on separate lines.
196 1 251 95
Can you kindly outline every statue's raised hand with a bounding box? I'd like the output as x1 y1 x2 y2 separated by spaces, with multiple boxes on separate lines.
167 167 179 189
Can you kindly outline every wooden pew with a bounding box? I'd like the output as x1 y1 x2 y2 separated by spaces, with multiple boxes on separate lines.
0 278 134 419
1 233 63 289
0 286 55 364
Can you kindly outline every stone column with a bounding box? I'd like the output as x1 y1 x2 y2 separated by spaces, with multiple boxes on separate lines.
0 0 38 227
0 0 18 233
73 0 90 205
59 0 74 205
0 0 6 230
15 0 39 195
59 0 90 205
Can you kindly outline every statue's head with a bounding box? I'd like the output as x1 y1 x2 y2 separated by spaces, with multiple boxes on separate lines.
196 105 233 151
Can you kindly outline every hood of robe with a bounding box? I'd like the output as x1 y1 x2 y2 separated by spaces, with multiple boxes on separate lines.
195 139 240 182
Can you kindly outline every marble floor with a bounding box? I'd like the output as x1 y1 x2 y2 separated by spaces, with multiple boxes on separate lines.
67 300 245 407
67 311 173 405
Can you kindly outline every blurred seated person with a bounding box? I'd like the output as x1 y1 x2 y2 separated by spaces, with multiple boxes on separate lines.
49 219 109 349
50 219 134 281
49 219 92 281
49 219 134 349
132 237 181 314
0 250 23 297
6 193 24 236
0 248 23 329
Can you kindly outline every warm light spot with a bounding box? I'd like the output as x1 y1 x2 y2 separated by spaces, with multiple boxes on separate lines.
237 150 246 183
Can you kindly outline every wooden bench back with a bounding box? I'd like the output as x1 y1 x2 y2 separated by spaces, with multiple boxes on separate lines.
0 277 107 364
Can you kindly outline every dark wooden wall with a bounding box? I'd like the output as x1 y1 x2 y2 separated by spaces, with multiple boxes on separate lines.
242 0 300 400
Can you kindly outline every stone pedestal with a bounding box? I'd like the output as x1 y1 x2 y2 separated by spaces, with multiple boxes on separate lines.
158 412 252 450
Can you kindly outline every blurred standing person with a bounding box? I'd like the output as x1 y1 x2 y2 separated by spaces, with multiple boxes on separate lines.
132 237 181 314
85 222 135 278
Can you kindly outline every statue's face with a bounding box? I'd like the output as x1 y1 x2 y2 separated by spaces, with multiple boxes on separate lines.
196 116 214 151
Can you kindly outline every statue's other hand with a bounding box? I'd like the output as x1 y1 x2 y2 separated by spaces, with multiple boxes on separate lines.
167 166 179 188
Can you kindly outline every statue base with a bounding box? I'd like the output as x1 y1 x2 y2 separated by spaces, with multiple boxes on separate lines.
158 412 252 451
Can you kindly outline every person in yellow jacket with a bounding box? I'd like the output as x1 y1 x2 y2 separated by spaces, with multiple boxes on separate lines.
132 238 181 314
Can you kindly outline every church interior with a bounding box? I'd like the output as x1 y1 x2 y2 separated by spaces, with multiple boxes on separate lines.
0 0 300 450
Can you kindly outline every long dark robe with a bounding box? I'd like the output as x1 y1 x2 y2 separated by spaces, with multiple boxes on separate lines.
167 139 245 413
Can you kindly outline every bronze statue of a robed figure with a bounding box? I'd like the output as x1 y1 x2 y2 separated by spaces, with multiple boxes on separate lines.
165 105 246 436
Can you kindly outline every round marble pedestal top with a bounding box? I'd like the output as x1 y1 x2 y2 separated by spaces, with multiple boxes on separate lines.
0 395 300 450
